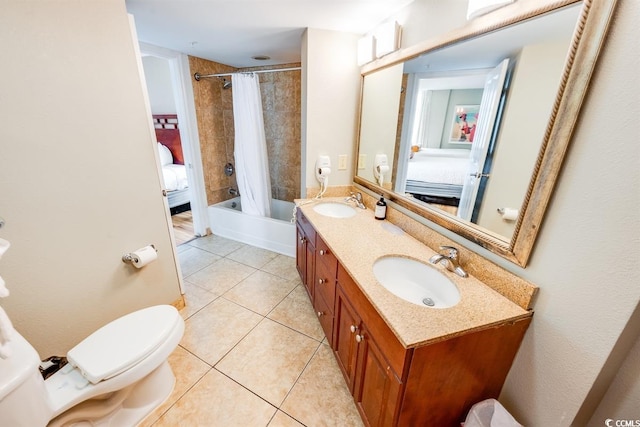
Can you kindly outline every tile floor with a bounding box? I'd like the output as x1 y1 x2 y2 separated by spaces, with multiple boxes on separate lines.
141 234 364 427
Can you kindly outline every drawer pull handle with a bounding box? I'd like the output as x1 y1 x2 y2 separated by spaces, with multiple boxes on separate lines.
317 311 323 317
355 334 363 343
350 325 358 333
319 249 325 255
318 278 325 285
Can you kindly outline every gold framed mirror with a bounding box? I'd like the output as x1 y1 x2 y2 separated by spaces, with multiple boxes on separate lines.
354 0 617 267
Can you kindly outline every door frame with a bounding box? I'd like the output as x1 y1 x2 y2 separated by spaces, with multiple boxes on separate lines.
139 42 209 237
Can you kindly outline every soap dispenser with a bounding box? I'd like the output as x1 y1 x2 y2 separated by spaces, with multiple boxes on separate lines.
375 196 387 220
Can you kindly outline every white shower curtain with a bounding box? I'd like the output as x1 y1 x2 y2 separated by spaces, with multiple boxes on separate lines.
232 73 271 217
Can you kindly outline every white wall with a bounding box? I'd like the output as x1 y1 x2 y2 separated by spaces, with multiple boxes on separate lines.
0 1 182 357
142 56 177 114
392 0 469 47
476 39 570 237
588 324 640 425
302 28 361 194
499 1 638 423
361 0 639 425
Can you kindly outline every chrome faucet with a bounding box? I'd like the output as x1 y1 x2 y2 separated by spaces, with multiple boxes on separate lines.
345 192 366 209
429 245 468 278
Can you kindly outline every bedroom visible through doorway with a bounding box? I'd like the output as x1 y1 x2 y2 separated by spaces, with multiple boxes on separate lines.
141 54 197 246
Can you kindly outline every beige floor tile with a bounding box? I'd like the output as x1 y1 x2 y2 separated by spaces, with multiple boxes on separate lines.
175 243 192 254
268 285 325 341
281 343 364 427
179 281 218 320
216 318 320 407
188 234 245 257
227 244 279 269
268 411 305 427
139 346 211 426
177 247 221 277
180 297 262 365
152 368 277 427
223 270 298 316
261 254 300 282
185 258 256 295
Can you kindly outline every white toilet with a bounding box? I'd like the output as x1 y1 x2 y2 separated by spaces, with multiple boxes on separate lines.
0 304 184 426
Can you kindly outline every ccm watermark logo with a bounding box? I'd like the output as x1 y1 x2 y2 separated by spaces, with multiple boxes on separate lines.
605 420 640 427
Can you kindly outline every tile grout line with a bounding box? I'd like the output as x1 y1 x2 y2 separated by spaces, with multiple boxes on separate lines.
170 235 344 426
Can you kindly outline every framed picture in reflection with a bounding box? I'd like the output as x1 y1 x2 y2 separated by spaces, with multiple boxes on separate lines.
449 104 479 144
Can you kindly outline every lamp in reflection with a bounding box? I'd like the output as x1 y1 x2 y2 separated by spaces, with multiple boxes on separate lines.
374 21 401 58
467 0 515 20
357 35 375 66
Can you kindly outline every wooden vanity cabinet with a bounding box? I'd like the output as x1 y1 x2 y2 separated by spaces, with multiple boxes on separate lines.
336 263 532 427
298 208 338 343
335 282 403 427
314 234 338 344
336 266 407 426
295 211 532 426
295 209 316 301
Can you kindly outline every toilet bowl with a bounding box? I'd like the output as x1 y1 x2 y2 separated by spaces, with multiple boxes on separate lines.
0 304 184 426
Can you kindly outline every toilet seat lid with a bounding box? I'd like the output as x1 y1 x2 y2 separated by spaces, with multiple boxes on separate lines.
67 305 180 384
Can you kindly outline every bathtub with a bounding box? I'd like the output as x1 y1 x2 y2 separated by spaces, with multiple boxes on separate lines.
208 197 296 257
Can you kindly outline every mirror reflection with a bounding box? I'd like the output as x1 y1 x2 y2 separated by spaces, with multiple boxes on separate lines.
356 3 580 241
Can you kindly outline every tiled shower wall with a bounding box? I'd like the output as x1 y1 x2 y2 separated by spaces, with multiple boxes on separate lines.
189 56 301 206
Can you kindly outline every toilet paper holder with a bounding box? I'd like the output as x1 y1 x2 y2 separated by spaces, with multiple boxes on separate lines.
122 244 157 265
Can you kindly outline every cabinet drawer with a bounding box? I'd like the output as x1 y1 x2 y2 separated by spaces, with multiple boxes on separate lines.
315 260 336 312
316 235 337 276
315 292 334 345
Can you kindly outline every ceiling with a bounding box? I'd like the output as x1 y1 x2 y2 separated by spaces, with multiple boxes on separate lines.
126 0 415 68
403 3 580 73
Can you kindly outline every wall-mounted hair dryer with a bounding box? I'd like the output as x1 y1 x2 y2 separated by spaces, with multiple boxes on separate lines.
373 154 389 187
315 155 331 198
315 155 331 184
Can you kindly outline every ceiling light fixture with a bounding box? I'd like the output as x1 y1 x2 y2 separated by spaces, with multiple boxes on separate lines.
252 55 270 61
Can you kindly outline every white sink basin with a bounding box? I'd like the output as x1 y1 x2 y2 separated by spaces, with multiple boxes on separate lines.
313 202 357 218
373 256 461 308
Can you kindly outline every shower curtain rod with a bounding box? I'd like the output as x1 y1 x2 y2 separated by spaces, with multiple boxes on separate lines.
194 66 301 81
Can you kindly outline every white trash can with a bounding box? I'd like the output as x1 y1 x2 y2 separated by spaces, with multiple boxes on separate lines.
463 399 523 427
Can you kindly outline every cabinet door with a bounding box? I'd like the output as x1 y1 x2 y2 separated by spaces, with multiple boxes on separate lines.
295 225 306 283
295 225 314 300
354 330 402 427
304 239 315 301
314 255 336 311
315 291 334 345
334 288 361 392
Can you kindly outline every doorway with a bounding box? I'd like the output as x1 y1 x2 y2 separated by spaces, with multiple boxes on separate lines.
138 43 208 244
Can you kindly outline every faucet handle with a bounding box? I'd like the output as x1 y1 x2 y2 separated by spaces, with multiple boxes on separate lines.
439 245 459 259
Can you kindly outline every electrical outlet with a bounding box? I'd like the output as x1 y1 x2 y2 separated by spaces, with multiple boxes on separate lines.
338 154 347 170
358 154 367 170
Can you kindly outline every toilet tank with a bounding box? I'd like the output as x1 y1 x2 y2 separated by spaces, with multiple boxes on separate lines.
0 330 52 426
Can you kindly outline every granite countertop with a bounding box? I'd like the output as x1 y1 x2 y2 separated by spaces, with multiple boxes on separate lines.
297 197 532 348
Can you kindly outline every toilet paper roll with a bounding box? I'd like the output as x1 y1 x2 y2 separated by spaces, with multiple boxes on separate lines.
131 245 158 268
501 208 519 221
318 167 331 176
